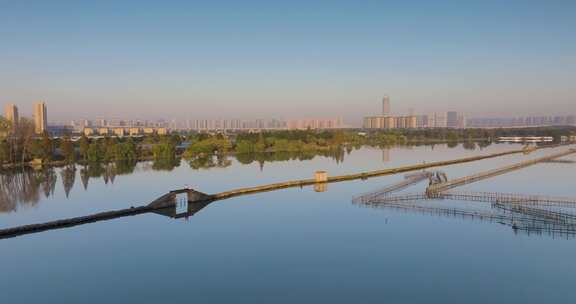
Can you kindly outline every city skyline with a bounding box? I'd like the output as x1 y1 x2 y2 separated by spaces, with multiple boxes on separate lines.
3 88 575 124
1 1 575 122
4 100 575 132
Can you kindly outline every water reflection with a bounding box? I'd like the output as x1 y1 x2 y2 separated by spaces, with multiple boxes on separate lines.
188 155 231 170
0 143 531 213
1 143 573 241
153 199 213 219
234 149 346 167
60 165 76 198
354 164 576 239
357 198 576 239
0 162 138 211
0 189 216 240
0 167 55 213
0 148 351 210
382 148 390 163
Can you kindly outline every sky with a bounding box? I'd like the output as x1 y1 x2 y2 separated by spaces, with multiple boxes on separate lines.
0 0 575 125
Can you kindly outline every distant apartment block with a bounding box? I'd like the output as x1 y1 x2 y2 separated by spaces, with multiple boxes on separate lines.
363 96 467 129
445 111 466 128
113 128 125 137
363 96 456 129
286 118 343 130
33 101 47 134
363 116 417 129
98 128 109 136
4 104 19 129
467 115 576 128
71 117 343 132
446 111 458 128
187 118 342 131
382 95 391 116
83 127 169 137
83 128 95 136
129 128 140 136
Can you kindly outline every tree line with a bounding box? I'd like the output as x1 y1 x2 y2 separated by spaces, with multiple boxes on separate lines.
0 115 181 166
2 113 574 167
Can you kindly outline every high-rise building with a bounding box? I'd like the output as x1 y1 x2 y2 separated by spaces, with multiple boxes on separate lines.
457 113 466 128
363 96 420 129
363 115 416 129
4 104 19 129
446 111 458 128
382 95 391 116
434 113 447 128
33 101 47 134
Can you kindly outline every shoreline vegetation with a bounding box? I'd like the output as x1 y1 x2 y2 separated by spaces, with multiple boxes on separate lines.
1 127 574 210
1 118 575 170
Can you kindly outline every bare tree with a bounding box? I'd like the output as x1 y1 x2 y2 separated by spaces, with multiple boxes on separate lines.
12 118 36 164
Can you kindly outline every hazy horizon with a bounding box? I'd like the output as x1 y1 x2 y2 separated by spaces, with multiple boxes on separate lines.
1 1 575 124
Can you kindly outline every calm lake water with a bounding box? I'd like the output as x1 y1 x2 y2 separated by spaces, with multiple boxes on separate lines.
1 143 575 303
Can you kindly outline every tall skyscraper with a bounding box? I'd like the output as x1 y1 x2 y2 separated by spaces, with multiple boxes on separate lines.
33 101 47 134
382 95 391 116
4 104 19 129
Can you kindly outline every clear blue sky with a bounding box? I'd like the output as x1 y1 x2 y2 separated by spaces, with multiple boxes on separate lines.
1 0 575 124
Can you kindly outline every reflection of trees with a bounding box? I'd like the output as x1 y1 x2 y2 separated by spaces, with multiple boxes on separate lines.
80 166 90 190
232 147 346 169
0 167 57 213
447 141 459 148
40 168 57 198
477 141 492 149
103 163 116 185
79 161 138 190
115 160 137 175
462 141 477 150
60 165 76 198
152 158 181 171
346 146 353 155
188 155 231 170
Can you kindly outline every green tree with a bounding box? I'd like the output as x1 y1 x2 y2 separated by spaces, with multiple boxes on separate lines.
152 142 176 160
14 118 36 164
235 140 253 154
114 142 137 161
103 137 118 162
253 133 266 152
446 132 458 144
0 115 11 139
183 136 231 158
41 133 53 161
60 135 75 163
86 143 103 162
79 135 90 161
0 140 9 164
29 139 43 159
271 139 290 152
